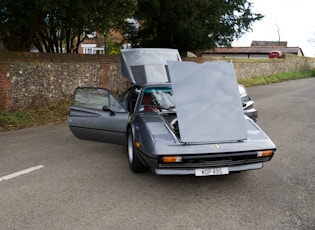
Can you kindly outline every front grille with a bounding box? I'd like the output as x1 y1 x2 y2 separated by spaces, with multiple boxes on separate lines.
159 152 272 168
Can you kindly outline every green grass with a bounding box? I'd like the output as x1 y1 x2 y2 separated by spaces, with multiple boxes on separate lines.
1 69 315 133
0 99 71 133
237 69 315 87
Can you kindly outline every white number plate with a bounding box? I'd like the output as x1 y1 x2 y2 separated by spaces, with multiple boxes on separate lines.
195 167 229 176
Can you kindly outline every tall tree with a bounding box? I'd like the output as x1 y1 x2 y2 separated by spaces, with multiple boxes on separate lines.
0 0 45 51
0 0 136 52
1 0 263 53
34 0 136 53
127 0 263 53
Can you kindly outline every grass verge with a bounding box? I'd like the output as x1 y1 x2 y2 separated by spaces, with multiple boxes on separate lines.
238 69 315 87
0 99 71 133
1 69 315 133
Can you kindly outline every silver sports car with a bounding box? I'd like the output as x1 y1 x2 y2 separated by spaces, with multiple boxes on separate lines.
68 48 276 176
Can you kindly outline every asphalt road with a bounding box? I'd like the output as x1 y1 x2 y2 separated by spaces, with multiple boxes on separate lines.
0 78 314 230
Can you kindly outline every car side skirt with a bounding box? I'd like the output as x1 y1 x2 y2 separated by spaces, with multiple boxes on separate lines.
69 126 127 145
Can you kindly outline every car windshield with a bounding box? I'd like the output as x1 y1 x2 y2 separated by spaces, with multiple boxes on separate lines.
139 86 175 112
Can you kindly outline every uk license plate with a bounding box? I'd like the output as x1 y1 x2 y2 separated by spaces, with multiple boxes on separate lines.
195 167 229 176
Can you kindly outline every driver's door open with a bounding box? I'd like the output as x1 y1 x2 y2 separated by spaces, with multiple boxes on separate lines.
68 88 129 145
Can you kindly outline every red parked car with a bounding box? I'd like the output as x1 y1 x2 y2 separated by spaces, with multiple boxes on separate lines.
269 51 282 58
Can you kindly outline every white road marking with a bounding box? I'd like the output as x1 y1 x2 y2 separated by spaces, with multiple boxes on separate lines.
0 165 44 182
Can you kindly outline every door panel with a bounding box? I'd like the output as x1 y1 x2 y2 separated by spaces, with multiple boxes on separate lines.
68 88 129 145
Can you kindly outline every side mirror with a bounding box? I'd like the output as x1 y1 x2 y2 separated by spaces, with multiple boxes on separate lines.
103 105 115 116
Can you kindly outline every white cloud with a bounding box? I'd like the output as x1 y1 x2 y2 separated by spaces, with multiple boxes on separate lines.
233 0 315 57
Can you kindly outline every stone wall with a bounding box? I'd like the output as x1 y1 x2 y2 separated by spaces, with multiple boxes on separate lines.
184 54 315 79
0 52 128 112
1 52 315 112
234 54 315 79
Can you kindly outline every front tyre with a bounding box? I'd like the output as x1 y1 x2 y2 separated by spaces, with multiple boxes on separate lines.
127 129 147 173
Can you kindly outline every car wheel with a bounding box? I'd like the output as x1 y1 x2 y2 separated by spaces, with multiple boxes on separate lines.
127 129 147 173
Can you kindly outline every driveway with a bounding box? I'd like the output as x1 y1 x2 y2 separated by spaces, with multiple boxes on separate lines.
0 78 314 230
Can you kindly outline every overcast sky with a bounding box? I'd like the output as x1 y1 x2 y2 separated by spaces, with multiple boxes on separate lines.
233 0 315 57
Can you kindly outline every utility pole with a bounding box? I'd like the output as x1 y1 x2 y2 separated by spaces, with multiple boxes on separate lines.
276 24 281 46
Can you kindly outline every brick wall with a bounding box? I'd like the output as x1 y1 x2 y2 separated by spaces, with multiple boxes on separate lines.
0 62 11 111
1 52 315 112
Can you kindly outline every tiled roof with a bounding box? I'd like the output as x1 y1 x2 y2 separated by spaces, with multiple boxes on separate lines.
203 40 304 56
204 46 302 55
251 40 288 47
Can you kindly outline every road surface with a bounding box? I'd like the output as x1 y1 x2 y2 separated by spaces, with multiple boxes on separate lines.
0 78 314 230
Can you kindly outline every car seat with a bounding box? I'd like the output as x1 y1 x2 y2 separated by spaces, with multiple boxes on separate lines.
141 94 157 112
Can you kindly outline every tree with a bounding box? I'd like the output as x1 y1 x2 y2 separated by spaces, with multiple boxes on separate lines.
127 0 263 53
0 0 45 51
34 0 136 53
0 0 136 52
1 0 263 53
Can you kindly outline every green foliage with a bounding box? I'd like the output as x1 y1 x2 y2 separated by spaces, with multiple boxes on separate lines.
1 0 262 53
0 99 71 132
1 0 136 52
127 0 263 52
0 111 34 131
105 40 121 54
0 0 44 51
33 0 136 53
109 46 121 55
237 69 315 87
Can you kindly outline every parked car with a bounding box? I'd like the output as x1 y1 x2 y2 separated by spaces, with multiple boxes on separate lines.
238 84 257 122
269 50 282 58
68 48 276 176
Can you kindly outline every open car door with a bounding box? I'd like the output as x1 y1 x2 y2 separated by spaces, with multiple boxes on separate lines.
68 88 129 145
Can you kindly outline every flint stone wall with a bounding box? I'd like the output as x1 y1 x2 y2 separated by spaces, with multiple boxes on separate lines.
184 54 315 79
0 52 128 112
1 52 315 112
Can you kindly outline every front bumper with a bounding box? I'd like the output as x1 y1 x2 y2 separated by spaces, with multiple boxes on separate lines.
137 147 273 176
154 163 263 175
244 108 258 122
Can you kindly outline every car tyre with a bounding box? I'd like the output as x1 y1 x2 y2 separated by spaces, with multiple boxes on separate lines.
127 129 147 173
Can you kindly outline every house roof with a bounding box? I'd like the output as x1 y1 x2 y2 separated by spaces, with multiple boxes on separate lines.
251 40 288 47
204 46 303 55
203 40 304 56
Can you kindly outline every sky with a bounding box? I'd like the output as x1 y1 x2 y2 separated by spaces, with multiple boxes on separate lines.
232 0 315 57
